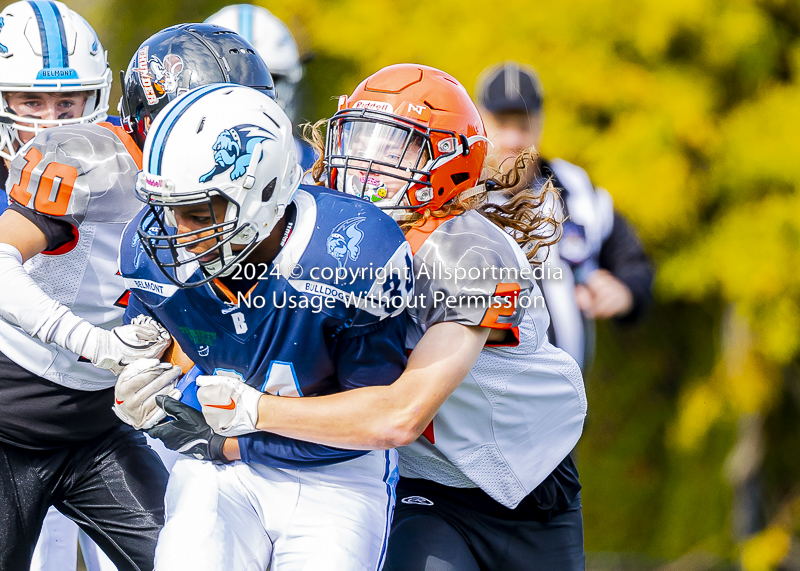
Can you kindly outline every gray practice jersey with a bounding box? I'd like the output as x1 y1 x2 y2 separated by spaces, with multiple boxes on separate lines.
401 210 587 508
0 124 142 390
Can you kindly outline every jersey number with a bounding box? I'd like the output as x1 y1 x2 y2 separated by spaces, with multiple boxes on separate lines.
260 361 302 397
479 283 521 329
9 147 78 216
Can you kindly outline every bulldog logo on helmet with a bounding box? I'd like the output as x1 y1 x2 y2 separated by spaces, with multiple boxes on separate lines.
199 125 276 183
327 217 365 268
0 18 7 55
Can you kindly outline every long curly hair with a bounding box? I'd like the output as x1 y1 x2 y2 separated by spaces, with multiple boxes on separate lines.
301 121 563 262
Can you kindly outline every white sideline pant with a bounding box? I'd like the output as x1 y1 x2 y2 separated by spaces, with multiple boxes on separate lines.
31 507 117 571
155 450 399 571
145 433 180 472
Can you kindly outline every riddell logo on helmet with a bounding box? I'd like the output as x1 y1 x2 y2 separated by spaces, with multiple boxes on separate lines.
353 100 393 113
145 176 163 188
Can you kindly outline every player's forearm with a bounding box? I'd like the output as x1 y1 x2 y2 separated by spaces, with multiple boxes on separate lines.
0 242 94 353
255 322 489 449
255 382 425 450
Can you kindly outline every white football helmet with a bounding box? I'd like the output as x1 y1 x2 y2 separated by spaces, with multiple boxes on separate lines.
0 0 111 160
135 83 302 288
205 4 303 123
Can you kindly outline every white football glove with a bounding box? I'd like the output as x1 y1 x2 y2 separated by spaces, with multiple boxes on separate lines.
196 372 263 437
113 358 183 430
82 315 172 375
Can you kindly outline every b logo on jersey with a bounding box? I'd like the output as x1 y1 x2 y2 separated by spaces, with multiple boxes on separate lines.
326 217 364 268
199 125 275 183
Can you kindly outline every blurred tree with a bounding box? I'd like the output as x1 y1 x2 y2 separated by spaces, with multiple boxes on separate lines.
78 0 800 567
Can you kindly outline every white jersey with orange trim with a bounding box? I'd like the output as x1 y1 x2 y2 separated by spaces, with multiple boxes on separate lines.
0 123 142 391
400 210 587 509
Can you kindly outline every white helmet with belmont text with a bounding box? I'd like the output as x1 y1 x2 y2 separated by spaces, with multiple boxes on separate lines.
0 0 111 159
136 83 302 288
205 4 304 123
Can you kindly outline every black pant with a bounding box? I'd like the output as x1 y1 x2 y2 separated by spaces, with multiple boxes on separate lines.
385 478 585 571
0 425 169 571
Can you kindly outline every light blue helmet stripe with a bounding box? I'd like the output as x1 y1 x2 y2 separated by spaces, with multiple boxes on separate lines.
149 83 235 175
28 1 68 69
238 4 252 43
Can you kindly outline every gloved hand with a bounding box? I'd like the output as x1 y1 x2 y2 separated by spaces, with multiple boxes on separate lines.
197 372 263 437
81 315 172 375
147 396 228 463
113 358 183 430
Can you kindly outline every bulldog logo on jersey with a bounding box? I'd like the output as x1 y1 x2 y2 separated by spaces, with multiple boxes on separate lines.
199 125 275 183
327 217 364 268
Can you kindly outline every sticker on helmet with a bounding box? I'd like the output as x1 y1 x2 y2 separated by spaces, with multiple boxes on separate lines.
134 48 186 105
150 54 184 98
134 47 158 105
199 125 276 183
361 175 389 202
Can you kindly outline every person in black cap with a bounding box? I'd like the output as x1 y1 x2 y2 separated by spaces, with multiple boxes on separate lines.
476 61 654 370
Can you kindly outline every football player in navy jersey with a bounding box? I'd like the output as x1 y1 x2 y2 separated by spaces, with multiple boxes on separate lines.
199 65 587 571
114 84 412 571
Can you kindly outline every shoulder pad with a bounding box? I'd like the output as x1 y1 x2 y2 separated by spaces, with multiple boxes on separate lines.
280 188 413 324
412 211 533 329
7 124 141 225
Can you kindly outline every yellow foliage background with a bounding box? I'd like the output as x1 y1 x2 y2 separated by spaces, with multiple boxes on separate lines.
71 0 800 568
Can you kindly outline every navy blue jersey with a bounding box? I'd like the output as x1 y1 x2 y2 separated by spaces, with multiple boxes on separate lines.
120 186 413 468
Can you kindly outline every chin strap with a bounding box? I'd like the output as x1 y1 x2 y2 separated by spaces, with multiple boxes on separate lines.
457 183 489 202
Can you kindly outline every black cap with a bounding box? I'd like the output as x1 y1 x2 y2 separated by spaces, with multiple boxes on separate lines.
476 61 544 114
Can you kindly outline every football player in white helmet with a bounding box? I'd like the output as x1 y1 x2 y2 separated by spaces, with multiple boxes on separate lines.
204 4 318 172
116 84 413 571
0 3 168 571
0 0 110 213
0 0 110 162
0 17 274 571
0 3 138 571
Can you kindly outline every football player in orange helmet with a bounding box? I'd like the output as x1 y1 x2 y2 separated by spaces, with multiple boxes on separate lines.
196 64 587 571
324 64 488 213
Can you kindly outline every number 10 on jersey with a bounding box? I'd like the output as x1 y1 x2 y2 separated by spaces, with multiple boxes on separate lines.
9 147 77 217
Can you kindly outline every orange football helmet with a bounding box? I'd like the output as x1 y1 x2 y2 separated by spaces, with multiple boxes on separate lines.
325 64 488 213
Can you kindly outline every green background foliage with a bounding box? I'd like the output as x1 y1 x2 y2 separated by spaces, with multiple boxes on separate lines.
71 0 800 567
